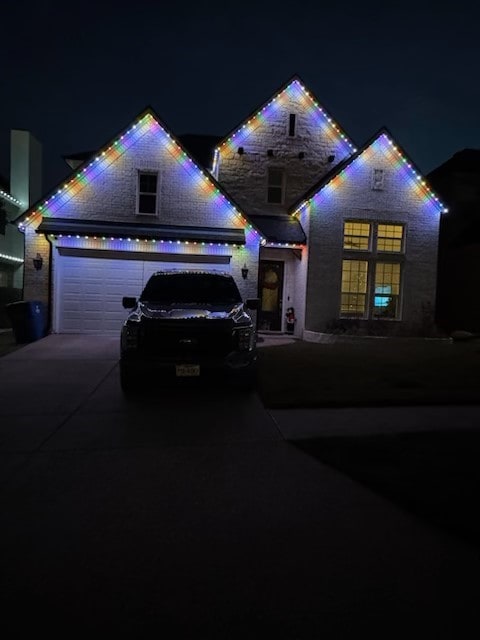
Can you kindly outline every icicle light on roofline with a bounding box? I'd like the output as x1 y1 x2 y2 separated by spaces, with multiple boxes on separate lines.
50 233 246 249
291 133 447 218
0 190 22 206
264 242 305 249
18 112 264 241
217 79 356 155
0 252 24 263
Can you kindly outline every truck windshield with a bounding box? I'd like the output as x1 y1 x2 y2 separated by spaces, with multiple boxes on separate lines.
140 273 242 305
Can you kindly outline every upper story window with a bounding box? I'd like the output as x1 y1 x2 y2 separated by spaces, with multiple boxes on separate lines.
343 222 371 250
288 113 296 137
377 224 404 252
343 222 404 253
137 171 158 215
267 168 285 204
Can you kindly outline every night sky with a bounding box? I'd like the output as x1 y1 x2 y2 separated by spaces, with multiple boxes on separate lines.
2 0 479 194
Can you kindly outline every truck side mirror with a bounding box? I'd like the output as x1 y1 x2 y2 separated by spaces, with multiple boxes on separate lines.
122 297 137 309
245 298 259 310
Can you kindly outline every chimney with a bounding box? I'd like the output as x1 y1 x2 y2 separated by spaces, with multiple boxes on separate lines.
10 129 42 212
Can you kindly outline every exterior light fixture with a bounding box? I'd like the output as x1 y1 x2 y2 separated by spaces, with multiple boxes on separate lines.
241 263 249 279
267 149 274 157
298 152 305 159
33 253 43 271
237 147 244 155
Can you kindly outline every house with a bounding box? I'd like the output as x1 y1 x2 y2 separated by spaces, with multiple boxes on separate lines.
0 130 42 325
428 149 480 332
14 76 446 338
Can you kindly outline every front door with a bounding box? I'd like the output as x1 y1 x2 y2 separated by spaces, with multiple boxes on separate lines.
258 260 284 331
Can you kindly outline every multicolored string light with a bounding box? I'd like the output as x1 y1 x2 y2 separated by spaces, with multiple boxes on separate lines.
216 79 356 158
292 132 447 217
18 112 265 245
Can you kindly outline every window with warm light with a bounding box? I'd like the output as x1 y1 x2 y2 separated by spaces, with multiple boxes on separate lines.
343 222 371 250
341 260 368 316
376 224 404 252
340 220 404 319
137 171 158 215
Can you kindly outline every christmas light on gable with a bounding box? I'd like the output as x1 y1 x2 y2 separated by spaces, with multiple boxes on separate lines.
215 78 357 158
17 110 265 244
291 131 447 218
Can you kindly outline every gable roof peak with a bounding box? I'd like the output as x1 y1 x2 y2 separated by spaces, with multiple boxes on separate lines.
215 74 356 155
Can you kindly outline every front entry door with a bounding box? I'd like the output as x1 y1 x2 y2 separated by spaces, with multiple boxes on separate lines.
258 260 284 331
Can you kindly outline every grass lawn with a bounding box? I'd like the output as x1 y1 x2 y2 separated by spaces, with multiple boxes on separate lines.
257 337 480 408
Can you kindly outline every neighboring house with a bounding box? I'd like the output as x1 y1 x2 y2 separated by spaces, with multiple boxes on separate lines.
428 149 480 332
14 76 446 338
0 130 42 325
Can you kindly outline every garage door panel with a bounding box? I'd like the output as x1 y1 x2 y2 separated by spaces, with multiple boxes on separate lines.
56 251 231 334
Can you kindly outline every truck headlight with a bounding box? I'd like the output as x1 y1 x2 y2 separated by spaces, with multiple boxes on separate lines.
122 323 140 349
234 327 254 351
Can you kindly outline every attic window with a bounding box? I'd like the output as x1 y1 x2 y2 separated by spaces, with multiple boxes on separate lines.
137 171 158 215
288 114 296 137
267 168 285 204
371 169 385 191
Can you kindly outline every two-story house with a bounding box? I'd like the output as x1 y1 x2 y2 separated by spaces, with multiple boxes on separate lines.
14 76 446 338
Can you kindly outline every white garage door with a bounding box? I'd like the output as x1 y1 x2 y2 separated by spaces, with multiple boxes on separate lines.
55 250 231 334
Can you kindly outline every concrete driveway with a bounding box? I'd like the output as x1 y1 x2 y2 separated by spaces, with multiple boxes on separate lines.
0 335 479 636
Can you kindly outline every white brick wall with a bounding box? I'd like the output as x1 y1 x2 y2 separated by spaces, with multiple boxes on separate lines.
217 90 353 217
23 125 260 310
303 140 441 336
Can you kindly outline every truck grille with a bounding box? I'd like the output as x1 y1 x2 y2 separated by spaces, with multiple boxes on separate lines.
138 319 234 358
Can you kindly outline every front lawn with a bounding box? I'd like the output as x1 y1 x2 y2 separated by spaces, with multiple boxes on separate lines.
257 337 480 408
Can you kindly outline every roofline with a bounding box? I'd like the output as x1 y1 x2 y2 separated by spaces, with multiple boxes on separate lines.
214 74 355 153
13 106 267 241
289 126 447 215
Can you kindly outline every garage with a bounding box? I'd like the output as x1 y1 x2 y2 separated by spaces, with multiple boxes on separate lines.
54 248 232 334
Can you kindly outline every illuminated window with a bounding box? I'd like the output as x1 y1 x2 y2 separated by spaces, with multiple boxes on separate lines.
341 260 368 317
373 263 401 318
343 222 371 250
267 168 285 204
137 172 158 215
340 220 404 319
377 224 404 252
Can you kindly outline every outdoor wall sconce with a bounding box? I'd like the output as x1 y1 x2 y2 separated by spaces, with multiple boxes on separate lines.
241 263 249 279
328 154 335 163
298 151 305 159
33 253 43 271
267 149 274 157
237 147 244 155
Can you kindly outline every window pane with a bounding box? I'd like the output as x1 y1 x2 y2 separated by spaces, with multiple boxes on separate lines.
268 169 283 186
343 222 370 250
267 187 283 203
377 224 404 252
139 173 157 193
373 262 400 318
139 194 156 214
341 260 368 316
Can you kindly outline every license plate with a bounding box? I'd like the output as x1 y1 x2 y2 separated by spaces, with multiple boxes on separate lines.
176 364 200 377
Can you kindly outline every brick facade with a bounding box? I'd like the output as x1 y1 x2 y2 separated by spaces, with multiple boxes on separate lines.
19 79 442 338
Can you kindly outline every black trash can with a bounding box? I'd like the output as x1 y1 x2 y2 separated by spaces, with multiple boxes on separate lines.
5 301 47 344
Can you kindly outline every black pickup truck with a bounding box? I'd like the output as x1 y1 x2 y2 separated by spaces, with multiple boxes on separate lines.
120 270 258 393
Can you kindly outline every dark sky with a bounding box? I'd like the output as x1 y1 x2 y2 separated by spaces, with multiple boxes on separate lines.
2 0 479 193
